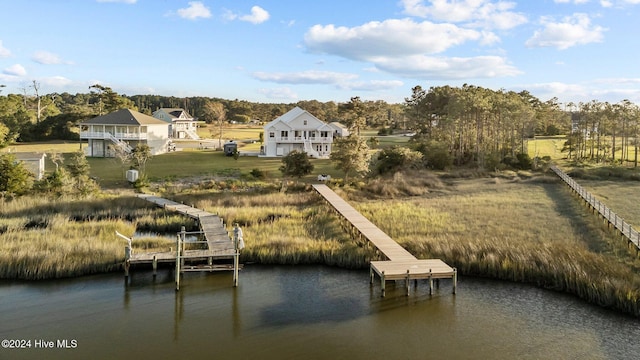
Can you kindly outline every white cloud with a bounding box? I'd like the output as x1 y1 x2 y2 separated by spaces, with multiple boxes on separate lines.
600 0 613 6
526 13 606 49
177 1 212 20
3 64 26 76
0 40 11 58
257 87 298 100
305 18 481 61
374 55 521 79
338 80 405 91
400 0 527 30
523 78 640 104
223 9 237 21
32 51 73 65
252 70 358 84
41 76 73 87
239 6 270 24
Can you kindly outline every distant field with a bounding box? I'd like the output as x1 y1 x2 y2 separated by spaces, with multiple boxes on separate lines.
528 136 567 160
2 141 84 154
197 125 262 141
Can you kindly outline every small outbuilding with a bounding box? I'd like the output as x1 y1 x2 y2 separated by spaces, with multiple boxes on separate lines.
223 140 238 156
13 152 46 180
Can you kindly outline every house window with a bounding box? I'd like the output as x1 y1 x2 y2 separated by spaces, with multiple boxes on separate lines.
281 131 288 138
269 132 275 138
303 120 307 125
320 131 328 138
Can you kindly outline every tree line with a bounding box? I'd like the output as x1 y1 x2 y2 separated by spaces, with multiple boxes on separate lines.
2 82 639 170
0 84 404 146
402 84 640 168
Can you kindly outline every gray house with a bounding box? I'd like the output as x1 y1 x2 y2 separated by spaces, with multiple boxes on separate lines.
80 109 170 157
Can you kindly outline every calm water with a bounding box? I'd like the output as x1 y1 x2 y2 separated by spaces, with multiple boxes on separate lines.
1 265 639 360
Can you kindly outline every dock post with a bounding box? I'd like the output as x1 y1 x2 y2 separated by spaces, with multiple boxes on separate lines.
233 251 239 287
152 255 157 278
124 245 131 279
369 265 374 285
406 269 410 296
175 227 184 291
381 271 386 297
453 268 457 295
429 269 433 295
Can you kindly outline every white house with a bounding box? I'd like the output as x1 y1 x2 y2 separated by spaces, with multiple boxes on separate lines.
260 107 335 158
328 122 350 137
152 108 200 140
80 109 170 157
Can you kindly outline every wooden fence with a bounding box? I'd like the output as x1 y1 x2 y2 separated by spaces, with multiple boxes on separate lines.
551 165 640 251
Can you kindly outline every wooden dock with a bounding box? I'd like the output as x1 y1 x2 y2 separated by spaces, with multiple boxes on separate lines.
126 195 241 290
312 184 457 296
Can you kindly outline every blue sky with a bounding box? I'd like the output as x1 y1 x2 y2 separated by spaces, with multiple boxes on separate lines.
1 0 639 105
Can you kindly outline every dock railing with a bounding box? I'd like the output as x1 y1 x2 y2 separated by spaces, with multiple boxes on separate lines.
551 165 640 250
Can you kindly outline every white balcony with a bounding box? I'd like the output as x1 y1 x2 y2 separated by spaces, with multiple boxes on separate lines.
80 131 147 140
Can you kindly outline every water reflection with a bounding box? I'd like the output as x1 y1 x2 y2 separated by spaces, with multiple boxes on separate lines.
1 266 640 360
259 266 367 326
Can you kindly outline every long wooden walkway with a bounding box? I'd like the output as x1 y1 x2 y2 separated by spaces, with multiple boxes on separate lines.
312 184 456 296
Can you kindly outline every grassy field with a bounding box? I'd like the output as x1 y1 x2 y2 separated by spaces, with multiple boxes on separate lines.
87 151 342 188
528 136 567 161
579 180 640 228
1 140 84 154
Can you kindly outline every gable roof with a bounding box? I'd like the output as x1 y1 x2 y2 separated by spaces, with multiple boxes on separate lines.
13 152 46 161
155 108 193 120
82 109 168 126
329 122 348 130
264 106 326 129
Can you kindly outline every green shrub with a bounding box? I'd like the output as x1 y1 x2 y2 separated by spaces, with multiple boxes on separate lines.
250 168 266 179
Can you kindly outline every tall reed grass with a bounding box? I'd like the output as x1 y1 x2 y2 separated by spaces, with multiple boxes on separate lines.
353 177 640 316
0 195 187 279
3 172 640 316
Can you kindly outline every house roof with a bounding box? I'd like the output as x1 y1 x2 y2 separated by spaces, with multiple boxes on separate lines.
156 108 194 120
329 122 348 130
263 106 327 129
13 152 46 161
82 109 168 126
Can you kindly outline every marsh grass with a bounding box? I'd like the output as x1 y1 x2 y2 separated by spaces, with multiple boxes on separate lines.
3 171 640 316
0 195 191 279
579 180 640 228
354 177 640 315
173 190 374 268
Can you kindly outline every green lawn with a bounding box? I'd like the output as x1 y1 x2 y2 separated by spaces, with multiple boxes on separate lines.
88 150 342 188
528 136 567 161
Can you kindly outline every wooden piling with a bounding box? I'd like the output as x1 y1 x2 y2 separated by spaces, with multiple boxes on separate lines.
429 269 433 295
124 245 131 278
405 269 410 296
152 255 157 277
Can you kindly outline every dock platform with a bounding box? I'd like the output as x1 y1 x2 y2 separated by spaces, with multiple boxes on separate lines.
312 184 457 296
127 195 241 290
